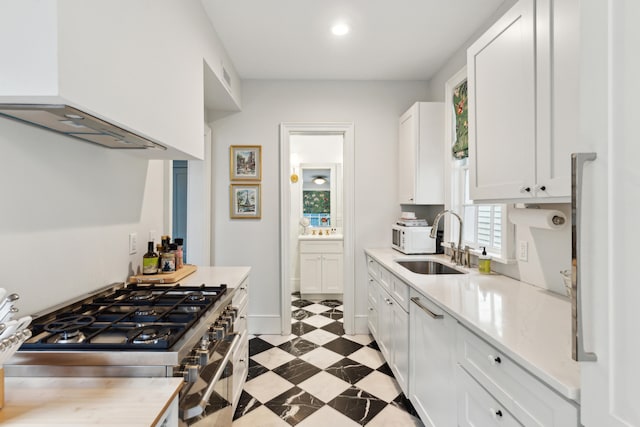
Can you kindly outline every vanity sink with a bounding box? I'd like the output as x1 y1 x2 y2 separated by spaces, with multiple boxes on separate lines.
396 260 466 275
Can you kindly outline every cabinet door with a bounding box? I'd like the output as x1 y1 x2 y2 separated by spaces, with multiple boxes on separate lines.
300 254 322 293
377 287 393 362
534 0 579 198
321 254 343 293
398 104 418 204
468 0 536 200
409 294 457 427
367 276 379 340
391 299 409 396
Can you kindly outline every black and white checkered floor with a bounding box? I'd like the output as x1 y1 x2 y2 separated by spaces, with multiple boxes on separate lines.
232 293 424 426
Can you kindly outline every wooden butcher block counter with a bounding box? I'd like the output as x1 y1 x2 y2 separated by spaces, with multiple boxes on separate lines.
0 376 183 426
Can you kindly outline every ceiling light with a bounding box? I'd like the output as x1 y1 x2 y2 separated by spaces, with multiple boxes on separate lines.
313 176 327 185
331 23 350 36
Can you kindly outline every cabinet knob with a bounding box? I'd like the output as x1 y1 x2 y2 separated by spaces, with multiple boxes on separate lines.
519 186 531 193
491 409 503 419
489 355 502 365
535 184 546 192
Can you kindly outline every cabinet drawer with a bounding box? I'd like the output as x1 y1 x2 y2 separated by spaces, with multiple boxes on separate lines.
456 325 578 426
366 256 380 279
457 366 521 427
378 266 391 293
300 240 343 253
389 274 409 311
232 279 249 310
367 275 379 306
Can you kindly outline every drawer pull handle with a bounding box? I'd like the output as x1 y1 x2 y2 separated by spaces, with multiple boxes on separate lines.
489 355 502 365
410 297 443 319
240 315 246 319
492 409 503 418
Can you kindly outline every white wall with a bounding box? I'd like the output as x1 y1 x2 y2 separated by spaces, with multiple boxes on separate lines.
211 80 429 334
0 118 165 315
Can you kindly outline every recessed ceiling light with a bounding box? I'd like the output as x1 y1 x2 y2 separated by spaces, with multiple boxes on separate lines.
331 23 350 36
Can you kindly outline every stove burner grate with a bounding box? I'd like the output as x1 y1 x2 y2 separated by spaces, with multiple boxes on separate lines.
129 290 154 301
127 326 172 345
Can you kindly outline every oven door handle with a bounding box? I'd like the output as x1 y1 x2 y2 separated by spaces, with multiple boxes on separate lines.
180 333 241 420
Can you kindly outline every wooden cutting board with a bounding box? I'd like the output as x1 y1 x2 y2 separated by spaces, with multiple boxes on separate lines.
128 264 197 284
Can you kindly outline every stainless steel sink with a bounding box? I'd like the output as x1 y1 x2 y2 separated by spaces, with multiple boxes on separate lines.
396 260 466 275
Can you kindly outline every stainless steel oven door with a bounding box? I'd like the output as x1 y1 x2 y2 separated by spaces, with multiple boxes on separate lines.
179 333 241 427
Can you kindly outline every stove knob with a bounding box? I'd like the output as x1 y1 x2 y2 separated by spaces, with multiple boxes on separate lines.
194 348 209 366
178 364 200 383
200 337 211 350
210 325 225 340
226 307 238 321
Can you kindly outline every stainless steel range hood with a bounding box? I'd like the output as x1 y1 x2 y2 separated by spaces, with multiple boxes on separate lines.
0 104 166 150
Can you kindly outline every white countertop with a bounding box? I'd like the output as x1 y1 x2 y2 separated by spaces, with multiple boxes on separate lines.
365 248 580 402
0 376 183 426
177 265 250 288
298 234 343 241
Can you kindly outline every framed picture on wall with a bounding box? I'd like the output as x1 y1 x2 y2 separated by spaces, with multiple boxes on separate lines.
230 183 261 219
230 145 262 181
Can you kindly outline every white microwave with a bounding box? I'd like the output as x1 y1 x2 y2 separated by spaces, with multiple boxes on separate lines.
391 224 436 254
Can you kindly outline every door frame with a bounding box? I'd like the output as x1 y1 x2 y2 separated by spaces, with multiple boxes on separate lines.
279 122 355 335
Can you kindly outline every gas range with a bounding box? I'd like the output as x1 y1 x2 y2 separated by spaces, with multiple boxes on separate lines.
22 283 227 351
5 281 238 377
5 269 251 426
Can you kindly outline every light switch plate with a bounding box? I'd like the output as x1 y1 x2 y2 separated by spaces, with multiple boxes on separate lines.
518 240 528 261
129 232 138 255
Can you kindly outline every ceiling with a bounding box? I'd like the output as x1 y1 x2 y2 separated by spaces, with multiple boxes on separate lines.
201 0 505 81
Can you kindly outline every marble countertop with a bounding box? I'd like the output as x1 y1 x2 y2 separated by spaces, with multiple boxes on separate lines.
298 234 343 241
365 248 580 402
0 376 183 426
177 265 251 288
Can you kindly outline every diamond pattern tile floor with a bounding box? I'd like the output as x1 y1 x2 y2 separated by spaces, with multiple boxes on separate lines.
233 295 424 426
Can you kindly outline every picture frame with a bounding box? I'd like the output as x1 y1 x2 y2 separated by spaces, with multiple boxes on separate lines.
230 145 262 181
230 183 261 219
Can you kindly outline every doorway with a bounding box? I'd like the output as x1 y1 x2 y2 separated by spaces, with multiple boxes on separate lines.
280 123 355 335
165 124 213 266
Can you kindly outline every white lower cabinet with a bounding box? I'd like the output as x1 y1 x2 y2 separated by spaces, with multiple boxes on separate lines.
457 366 521 427
231 279 249 410
366 259 409 395
367 275 379 340
409 291 457 427
300 240 343 294
456 324 578 426
378 285 409 394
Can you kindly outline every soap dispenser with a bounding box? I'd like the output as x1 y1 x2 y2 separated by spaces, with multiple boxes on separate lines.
478 247 491 274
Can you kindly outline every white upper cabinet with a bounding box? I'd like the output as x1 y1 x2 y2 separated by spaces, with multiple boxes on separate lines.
468 0 579 202
398 102 444 205
0 0 241 160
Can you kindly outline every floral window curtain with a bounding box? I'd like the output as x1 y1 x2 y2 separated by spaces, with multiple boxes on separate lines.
303 191 330 213
452 80 468 159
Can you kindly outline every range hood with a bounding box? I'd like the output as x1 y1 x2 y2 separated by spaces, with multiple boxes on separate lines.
0 104 166 150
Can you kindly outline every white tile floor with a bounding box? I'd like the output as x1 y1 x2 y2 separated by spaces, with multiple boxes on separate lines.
232 294 424 426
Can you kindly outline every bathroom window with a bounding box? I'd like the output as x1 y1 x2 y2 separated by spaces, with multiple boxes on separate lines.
303 190 330 226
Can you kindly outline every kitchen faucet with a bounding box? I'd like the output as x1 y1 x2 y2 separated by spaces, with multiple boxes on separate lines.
430 209 466 266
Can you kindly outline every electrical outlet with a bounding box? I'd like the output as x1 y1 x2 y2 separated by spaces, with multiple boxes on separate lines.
129 233 138 255
518 240 528 261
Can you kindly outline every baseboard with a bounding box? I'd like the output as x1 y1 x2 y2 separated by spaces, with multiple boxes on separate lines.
247 315 282 335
